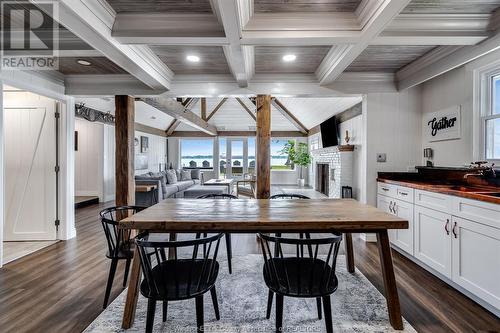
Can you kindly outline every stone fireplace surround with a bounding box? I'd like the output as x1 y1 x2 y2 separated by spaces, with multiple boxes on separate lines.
310 146 353 198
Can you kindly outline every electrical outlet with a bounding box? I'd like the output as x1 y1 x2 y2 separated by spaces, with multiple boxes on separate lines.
377 153 386 162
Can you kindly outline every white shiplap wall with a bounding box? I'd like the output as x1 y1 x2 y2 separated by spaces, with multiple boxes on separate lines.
75 119 104 199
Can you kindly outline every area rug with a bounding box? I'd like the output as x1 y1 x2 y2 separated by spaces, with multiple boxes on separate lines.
85 255 416 332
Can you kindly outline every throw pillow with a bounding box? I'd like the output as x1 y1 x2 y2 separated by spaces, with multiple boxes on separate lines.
191 169 200 180
151 172 167 195
166 169 177 184
181 170 192 181
175 169 182 181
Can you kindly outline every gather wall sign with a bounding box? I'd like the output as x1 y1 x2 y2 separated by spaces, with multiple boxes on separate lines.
425 105 461 142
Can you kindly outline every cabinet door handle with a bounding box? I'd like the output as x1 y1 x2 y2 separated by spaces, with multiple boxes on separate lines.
382 187 389 192
444 219 450 235
452 222 458 239
393 202 398 214
400 192 408 196
389 201 394 213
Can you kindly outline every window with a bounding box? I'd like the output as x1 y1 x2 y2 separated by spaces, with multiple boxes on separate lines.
485 75 500 159
271 139 294 171
180 139 214 168
248 138 256 174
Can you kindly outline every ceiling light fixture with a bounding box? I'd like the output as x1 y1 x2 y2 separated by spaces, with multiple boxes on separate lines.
282 54 296 62
77 59 92 66
186 55 200 62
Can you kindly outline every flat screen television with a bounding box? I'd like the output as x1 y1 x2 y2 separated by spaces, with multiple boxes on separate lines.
320 116 339 148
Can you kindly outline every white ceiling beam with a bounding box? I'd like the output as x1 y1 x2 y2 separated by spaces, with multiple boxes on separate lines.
397 31 500 90
372 32 489 46
316 0 412 85
139 97 218 135
373 13 491 45
64 74 166 96
111 13 226 45
212 0 254 87
34 0 174 90
326 72 397 94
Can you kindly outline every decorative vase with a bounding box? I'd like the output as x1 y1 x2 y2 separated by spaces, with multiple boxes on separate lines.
297 178 305 187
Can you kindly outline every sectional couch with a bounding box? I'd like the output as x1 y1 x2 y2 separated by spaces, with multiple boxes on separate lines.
135 169 202 206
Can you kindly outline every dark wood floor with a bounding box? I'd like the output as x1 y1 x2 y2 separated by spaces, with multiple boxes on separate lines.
0 201 499 332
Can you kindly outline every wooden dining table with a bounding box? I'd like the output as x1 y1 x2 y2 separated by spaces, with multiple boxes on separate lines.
119 198 408 330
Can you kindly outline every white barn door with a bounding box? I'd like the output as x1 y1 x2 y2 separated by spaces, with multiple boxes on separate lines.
3 96 57 241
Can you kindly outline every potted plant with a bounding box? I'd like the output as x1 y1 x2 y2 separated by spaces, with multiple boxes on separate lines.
281 140 312 187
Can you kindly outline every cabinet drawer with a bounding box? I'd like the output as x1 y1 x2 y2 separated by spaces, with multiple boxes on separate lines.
452 197 500 229
396 187 414 203
378 182 397 198
415 189 452 213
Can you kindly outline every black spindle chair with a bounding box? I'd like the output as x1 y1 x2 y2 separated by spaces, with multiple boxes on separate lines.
258 233 343 333
135 232 224 333
99 205 145 309
197 193 237 274
269 193 318 317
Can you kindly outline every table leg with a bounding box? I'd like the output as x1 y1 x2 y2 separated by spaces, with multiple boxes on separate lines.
168 233 177 259
344 233 355 273
121 247 141 329
376 230 403 330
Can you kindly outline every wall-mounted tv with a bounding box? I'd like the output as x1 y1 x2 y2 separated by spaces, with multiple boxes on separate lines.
320 116 339 148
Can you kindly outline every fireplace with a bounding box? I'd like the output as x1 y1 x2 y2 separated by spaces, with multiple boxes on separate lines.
316 163 330 196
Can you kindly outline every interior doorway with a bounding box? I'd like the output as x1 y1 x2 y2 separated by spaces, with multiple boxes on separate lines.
2 85 59 264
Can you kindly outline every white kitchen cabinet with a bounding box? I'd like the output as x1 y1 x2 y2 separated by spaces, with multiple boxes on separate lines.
414 205 452 277
452 216 500 309
377 194 414 255
392 199 414 255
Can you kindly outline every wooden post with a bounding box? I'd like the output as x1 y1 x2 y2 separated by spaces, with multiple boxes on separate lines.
256 95 271 199
115 95 135 207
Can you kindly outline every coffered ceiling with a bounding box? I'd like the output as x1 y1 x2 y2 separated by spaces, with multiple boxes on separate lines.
19 1 500 99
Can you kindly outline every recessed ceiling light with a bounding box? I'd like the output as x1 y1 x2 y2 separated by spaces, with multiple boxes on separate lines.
282 54 296 62
77 59 92 66
186 55 200 62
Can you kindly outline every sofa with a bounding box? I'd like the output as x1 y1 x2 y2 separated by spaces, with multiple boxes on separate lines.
135 169 203 206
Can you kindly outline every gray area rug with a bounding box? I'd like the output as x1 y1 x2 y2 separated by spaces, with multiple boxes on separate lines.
85 255 416 332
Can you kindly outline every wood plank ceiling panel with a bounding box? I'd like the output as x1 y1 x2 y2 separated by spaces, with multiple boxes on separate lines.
346 45 437 73
151 46 231 74
402 0 500 14
255 46 331 74
58 57 127 75
106 0 213 13
254 0 363 13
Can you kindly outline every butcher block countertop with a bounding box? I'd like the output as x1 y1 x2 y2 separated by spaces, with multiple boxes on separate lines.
377 178 500 205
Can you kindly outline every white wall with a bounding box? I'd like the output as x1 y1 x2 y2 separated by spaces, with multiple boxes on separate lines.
363 87 423 206
340 115 363 199
134 130 167 175
421 67 474 166
75 120 167 201
75 119 104 199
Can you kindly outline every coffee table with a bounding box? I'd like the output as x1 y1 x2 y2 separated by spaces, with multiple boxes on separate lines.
203 178 234 194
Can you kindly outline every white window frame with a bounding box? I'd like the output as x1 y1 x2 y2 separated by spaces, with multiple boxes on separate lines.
477 67 500 163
